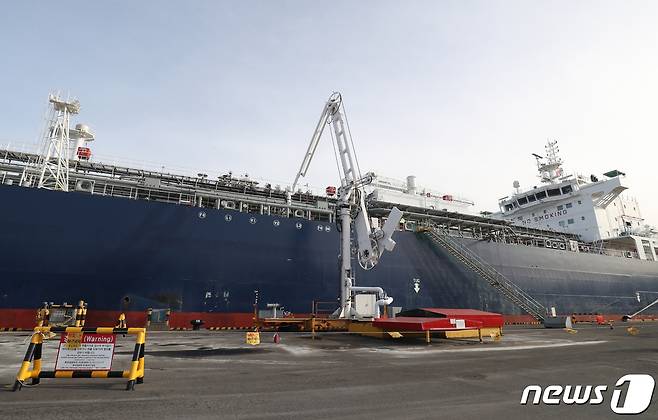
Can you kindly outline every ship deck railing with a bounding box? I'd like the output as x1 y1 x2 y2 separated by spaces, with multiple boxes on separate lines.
0 148 337 222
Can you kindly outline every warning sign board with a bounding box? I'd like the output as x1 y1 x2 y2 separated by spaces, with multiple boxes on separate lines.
55 333 116 371
245 331 260 345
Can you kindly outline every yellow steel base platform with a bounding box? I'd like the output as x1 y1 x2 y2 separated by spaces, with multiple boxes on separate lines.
347 321 403 338
258 317 349 332
347 321 503 343
439 327 503 339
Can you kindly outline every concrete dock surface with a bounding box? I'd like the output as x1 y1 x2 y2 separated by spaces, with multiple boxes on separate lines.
0 323 656 419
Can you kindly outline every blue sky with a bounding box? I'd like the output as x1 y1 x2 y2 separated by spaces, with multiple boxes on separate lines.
2 1 658 222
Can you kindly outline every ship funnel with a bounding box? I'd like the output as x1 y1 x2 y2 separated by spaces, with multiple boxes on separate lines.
406 175 416 194
70 122 95 161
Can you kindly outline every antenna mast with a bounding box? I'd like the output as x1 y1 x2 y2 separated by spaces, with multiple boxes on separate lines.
37 94 81 191
535 140 563 184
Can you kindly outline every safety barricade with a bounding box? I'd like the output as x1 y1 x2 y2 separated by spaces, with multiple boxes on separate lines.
13 326 146 392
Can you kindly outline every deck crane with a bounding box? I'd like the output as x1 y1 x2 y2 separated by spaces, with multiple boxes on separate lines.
288 92 403 319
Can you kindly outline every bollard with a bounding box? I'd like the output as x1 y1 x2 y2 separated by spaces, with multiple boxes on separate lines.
146 308 153 327
543 316 571 329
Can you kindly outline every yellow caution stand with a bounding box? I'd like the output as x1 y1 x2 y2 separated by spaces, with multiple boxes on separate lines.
74 300 87 327
13 326 146 391
245 331 261 345
116 313 127 328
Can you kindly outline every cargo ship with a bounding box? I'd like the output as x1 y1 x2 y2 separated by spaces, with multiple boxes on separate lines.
1 95 657 326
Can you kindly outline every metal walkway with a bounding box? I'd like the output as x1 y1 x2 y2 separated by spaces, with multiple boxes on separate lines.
424 228 547 322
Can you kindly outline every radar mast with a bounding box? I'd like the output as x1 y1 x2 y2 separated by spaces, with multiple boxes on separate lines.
533 140 563 184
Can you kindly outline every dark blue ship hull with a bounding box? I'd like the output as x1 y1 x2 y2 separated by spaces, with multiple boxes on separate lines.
1 185 657 315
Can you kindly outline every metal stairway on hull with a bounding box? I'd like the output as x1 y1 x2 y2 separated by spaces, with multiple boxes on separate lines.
424 227 547 322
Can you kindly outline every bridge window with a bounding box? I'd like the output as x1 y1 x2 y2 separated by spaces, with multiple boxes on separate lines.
527 195 537 202
561 185 573 194
547 188 561 197
536 191 547 199
504 204 513 211
518 197 528 205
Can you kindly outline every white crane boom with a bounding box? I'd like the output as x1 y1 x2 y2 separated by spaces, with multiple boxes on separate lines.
290 100 334 196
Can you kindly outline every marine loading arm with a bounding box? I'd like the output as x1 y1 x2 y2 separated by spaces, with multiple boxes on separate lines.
289 92 402 318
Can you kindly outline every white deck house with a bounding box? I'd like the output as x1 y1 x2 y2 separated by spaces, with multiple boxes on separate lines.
494 141 658 261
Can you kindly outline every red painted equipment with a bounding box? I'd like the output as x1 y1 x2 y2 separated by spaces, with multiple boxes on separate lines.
77 147 92 160
395 308 504 329
325 186 336 196
373 317 482 332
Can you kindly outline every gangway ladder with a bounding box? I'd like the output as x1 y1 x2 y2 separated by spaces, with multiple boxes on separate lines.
425 228 547 322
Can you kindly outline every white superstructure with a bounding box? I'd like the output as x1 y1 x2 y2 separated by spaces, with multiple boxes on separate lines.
494 140 658 260
367 173 475 214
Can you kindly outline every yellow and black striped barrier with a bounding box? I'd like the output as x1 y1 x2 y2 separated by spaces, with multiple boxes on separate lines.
13 326 146 392
74 300 87 327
